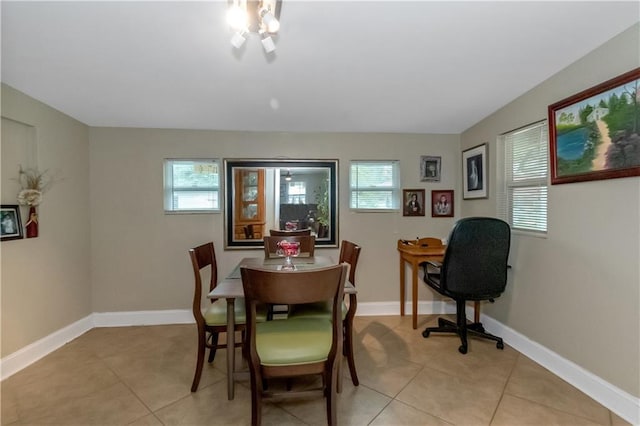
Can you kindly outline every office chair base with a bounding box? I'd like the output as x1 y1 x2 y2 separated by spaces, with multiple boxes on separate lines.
422 317 504 354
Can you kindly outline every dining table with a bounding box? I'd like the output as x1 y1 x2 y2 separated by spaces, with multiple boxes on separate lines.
208 255 356 400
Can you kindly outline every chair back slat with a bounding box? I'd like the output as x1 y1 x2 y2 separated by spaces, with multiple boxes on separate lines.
338 240 361 285
269 228 312 236
188 242 218 323
241 264 346 306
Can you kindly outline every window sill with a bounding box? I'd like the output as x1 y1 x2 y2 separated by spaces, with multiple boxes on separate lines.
164 210 220 215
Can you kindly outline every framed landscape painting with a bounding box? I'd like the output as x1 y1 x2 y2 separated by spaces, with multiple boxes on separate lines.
548 68 640 185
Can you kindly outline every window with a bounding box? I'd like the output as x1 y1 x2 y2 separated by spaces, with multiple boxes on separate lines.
497 121 548 234
287 181 306 204
164 159 221 212
350 160 400 211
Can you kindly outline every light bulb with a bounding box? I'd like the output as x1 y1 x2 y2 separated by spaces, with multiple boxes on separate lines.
259 8 280 33
227 5 248 30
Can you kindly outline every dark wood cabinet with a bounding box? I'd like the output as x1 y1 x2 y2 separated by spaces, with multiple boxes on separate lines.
233 169 265 240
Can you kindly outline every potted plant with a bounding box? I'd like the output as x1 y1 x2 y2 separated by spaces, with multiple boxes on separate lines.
314 183 329 238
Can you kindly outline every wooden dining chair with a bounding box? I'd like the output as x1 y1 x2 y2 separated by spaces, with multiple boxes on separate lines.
188 242 267 392
269 228 312 236
263 235 316 258
240 264 348 426
262 235 316 319
287 240 362 388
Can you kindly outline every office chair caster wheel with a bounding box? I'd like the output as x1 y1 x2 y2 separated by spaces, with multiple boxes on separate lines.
422 330 430 338
496 341 504 350
458 345 468 354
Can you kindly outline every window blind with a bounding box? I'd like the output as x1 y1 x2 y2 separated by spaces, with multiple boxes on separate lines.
498 121 548 234
287 181 306 204
164 159 221 212
350 160 400 210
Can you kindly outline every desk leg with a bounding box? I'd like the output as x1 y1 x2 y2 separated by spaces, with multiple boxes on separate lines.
226 298 235 400
411 260 418 329
399 256 405 316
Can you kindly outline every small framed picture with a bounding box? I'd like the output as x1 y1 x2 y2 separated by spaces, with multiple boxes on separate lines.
462 143 488 199
403 189 425 217
420 156 441 182
431 190 454 217
1 205 23 241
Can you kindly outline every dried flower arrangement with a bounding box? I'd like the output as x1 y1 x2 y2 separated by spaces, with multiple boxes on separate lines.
16 166 52 207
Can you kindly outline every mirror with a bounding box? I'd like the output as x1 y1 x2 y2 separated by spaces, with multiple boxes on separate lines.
224 159 338 249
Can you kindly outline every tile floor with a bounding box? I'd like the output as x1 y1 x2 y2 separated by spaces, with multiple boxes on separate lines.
1 315 631 425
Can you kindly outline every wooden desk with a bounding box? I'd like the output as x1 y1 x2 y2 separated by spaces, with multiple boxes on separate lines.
208 256 356 400
397 239 445 329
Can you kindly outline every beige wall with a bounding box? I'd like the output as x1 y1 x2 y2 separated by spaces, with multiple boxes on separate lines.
460 24 640 397
89 129 460 312
1 84 91 356
2 23 638 403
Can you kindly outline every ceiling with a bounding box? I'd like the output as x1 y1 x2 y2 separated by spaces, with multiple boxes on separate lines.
2 1 639 134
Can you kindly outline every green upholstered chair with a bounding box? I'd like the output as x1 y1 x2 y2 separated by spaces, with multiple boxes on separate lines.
287 240 362 388
188 242 266 392
241 264 347 426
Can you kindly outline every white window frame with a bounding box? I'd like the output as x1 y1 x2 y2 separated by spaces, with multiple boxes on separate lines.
287 181 306 204
497 120 549 236
349 160 400 212
163 159 221 213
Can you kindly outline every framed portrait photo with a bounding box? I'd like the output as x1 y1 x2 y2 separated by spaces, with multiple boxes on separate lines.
420 156 441 182
431 190 454 217
548 68 640 185
462 143 487 199
1 205 23 241
403 189 425 217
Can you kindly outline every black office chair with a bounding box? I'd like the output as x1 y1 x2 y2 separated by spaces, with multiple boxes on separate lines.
422 217 511 354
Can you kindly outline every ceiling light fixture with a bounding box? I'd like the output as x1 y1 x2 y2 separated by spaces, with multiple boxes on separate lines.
284 170 292 181
227 0 282 53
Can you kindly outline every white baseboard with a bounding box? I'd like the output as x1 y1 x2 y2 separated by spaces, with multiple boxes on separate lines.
92 309 193 327
0 310 193 381
479 312 640 426
1 305 638 424
355 300 456 316
354 301 639 424
0 315 94 381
